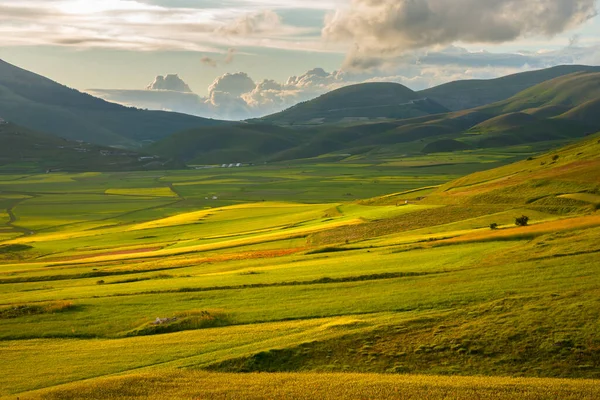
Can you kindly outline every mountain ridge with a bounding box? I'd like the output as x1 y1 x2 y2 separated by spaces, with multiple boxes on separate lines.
0 59 228 148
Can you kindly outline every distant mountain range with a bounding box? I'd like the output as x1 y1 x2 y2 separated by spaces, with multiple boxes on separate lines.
2 59 599 169
0 59 228 148
260 82 449 125
149 71 600 164
262 65 600 125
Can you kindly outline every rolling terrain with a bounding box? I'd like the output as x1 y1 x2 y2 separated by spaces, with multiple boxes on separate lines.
0 122 180 172
261 82 449 125
149 71 600 165
0 133 599 398
262 65 600 125
420 64 600 111
0 59 228 148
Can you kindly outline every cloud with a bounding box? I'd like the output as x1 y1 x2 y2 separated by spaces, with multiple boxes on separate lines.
89 41 600 121
147 74 192 92
324 0 598 69
225 48 237 64
217 10 282 36
201 56 218 67
207 72 256 98
0 1 322 52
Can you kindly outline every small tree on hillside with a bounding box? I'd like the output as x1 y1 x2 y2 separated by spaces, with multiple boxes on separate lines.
490 223 499 230
515 215 529 227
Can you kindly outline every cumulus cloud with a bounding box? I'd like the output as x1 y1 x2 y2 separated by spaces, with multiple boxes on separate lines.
146 74 192 92
90 40 600 121
207 72 256 98
324 0 598 69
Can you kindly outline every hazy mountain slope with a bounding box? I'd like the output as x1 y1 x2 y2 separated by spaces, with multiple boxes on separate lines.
0 122 178 172
557 98 600 130
370 72 600 152
261 83 449 125
146 124 303 164
152 71 600 164
481 72 600 114
419 65 600 111
0 59 227 147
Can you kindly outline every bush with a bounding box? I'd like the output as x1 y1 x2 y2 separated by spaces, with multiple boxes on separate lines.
490 223 499 230
552 155 560 161
515 215 529 227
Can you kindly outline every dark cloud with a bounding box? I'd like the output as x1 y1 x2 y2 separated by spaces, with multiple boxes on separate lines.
201 56 218 67
324 0 598 70
225 48 237 64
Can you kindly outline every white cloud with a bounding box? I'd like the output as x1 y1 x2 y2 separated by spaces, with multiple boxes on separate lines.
0 0 322 52
324 0 598 70
89 42 600 120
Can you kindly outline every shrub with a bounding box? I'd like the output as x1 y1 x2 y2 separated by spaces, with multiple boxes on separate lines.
490 223 499 230
552 155 560 161
515 215 529 227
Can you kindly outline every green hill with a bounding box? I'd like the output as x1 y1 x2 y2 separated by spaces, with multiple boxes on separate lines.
0 122 179 172
261 83 449 125
146 123 303 164
0 59 227 148
557 98 600 130
419 65 600 111
483 72 600 114
151 71 600 164
429 131 600 208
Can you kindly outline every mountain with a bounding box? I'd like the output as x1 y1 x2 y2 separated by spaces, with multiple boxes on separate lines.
419 65 600 112
259 65 600 126
154 71 600 165
0 59 228 148
260 82 449 125
0 122 181 172
145 123 303 165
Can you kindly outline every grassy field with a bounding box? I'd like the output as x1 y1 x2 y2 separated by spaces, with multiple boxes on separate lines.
1 135 599 399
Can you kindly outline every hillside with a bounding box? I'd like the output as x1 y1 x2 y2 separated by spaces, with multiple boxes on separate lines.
0 122 179 172
419 64 600 111
483 71 600 115
350 72 600 153
2 133 600 399
428 131 600 208
146 123 303 164
0 59 227 147
261 82 449 125
152 71 600 165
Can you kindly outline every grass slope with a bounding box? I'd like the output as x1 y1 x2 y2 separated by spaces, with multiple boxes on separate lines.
0 59 227 147
146 123 302 164
420 64 600 111
261 82 448 125
0 123 180 172
0 132 599 398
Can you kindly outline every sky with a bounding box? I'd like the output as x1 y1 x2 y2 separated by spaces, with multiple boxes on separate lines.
1 0 599 120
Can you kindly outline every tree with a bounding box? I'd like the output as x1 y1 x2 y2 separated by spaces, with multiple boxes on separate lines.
490 223 499 230
515 215 529 227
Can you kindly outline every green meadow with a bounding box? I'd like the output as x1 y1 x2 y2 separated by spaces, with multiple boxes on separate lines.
1 138 599 399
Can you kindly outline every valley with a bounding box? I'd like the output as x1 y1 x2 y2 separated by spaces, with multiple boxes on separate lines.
1 131 599 399
0 58 599 399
